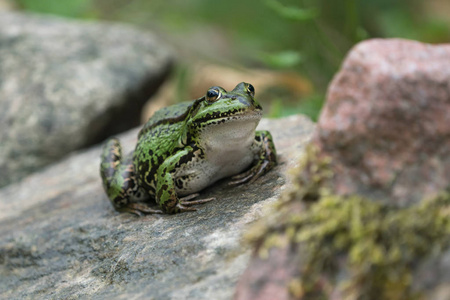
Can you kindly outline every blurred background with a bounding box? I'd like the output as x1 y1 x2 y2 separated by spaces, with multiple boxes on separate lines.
10 0 450 121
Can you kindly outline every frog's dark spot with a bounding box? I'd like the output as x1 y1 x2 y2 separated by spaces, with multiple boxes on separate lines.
156 155 164 166
253 101 262 110
178 150 195 166
166 197 177 210
139 161 150 173
255 135 261 142
175 178 183 189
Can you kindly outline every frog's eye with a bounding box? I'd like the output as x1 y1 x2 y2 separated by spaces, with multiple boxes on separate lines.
246 84 255 97
206 88 221 103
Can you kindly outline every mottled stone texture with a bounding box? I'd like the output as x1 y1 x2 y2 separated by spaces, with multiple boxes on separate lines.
0 116 315 300
234 234 303 300
235 39 450 300
0 12 173 187
314 38 450 206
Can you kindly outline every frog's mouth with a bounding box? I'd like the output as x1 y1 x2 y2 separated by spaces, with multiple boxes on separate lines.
209 110 262 124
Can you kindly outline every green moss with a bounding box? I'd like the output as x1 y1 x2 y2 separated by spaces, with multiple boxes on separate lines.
247 145 450 299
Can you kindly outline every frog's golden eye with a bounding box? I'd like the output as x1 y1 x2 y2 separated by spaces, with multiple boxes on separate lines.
246 84 255 97
206 88 221 103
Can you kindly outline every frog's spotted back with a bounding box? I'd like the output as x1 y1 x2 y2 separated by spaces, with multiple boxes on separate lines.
138 101 194 139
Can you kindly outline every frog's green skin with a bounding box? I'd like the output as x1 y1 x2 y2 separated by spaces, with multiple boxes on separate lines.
100 82 277 215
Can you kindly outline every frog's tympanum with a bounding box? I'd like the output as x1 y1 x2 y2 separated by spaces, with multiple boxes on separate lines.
100 82 277 215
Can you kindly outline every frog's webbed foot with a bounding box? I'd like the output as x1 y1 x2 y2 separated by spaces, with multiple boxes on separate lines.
174 194 216 213
119 203 163 216
229 130 277 186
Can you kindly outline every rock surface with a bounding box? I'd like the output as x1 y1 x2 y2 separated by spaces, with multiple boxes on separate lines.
235 39 450 300
0 115 314 299
0 12 173 187
315 38 450 206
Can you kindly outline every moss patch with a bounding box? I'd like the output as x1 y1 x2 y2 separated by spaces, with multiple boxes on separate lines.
247 146 450 299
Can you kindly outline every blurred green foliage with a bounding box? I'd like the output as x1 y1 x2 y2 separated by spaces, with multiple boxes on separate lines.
13 0 450 119
269 95 325 121
15 0 91 18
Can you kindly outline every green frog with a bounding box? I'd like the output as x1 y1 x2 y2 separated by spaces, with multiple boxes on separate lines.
100 82 277 215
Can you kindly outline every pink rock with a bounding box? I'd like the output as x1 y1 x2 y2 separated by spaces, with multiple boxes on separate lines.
235 39 450 300
234 241 300 300
315 38 450 206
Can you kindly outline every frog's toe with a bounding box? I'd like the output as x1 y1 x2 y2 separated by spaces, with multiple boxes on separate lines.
229 160 272 186
172 195 215 213
228 174 253 186
121 203 164 216
228 169 255 186
248 160 270 184
179 193 200 202
180 197 215 206
175 203 198 212
230 169 253 180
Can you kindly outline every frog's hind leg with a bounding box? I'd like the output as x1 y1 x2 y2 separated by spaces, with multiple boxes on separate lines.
100 138 163 215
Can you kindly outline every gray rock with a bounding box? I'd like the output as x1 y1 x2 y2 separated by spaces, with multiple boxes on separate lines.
0 12 173 187
0 115 315 299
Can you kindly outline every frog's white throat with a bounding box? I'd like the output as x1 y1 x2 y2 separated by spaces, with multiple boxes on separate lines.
197 116 260 179
199 116 260 153
173 115 261 196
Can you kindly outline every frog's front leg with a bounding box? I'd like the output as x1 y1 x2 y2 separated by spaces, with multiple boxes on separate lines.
100 138 163 215
156 147 215 214
229 130 277 185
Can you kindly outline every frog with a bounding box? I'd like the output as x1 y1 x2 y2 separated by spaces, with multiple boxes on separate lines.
100 82 277 215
